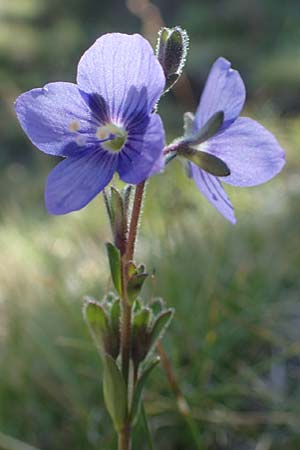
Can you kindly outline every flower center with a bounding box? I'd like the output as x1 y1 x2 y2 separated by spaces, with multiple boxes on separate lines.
96 123 127 152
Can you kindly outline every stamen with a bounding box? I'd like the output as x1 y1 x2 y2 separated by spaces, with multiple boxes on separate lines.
69 120 81 132
96 123 127 152
76 135 86 146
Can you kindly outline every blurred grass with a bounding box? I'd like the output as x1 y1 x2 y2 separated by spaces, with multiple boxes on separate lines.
1 115 300 449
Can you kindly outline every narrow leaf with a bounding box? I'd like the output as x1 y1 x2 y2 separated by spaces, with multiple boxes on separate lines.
109 299 121 359
130 357 160 424
103 355 127 432
149 309 174 353
105 242 122 295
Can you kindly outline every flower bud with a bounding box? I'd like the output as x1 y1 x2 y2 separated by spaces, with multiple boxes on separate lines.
156 26 189 92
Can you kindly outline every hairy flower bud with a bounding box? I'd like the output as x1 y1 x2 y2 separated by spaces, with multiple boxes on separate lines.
156 26 189 92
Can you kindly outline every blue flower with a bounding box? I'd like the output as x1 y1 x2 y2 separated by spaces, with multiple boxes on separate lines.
184 57 285 224
15 33 166 214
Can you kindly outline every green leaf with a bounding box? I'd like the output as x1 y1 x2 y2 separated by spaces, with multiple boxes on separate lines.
110 299 121 335
132 308 152 366
109 299 121 359
149 309 174 353
103 355 127 432
182 148 230 177
83 298 109 356
149 298 165 317
105 242 122 295
133 298 142 314
130 357 160 424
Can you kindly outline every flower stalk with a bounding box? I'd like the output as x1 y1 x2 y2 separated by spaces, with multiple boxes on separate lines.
118 425 132 450
117 181 146 450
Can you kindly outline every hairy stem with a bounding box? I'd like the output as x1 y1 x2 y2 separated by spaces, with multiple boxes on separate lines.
120 273 132 385
126 181 146 261
118 425 131 450
118 181 146 450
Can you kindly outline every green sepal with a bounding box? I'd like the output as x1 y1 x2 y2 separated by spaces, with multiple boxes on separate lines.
149 309 174 353
177 111 230 176
110 187 127 254
133 307 151 331
187 111 224 144
105 242 122 295
121 184 132 212
103 186 132 254
127 273 148 304
126 261 148 304
180 147 230 177
130 357 160 424
127 261 137 278
183 112 195 136
103 355 127 432
83 298 110 357
103 188 113 227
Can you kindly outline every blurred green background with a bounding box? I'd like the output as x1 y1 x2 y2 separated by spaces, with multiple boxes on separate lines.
1 0 300 449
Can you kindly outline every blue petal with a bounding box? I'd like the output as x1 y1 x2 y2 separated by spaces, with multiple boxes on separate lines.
117 114 165 184
45 150 118 214
15 82 97 156
204 117 286 187
77 33 165 120
194 57 245 132
190 164 236 224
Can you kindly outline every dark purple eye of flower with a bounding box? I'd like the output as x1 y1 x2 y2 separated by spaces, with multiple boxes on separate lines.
14 33 166 215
